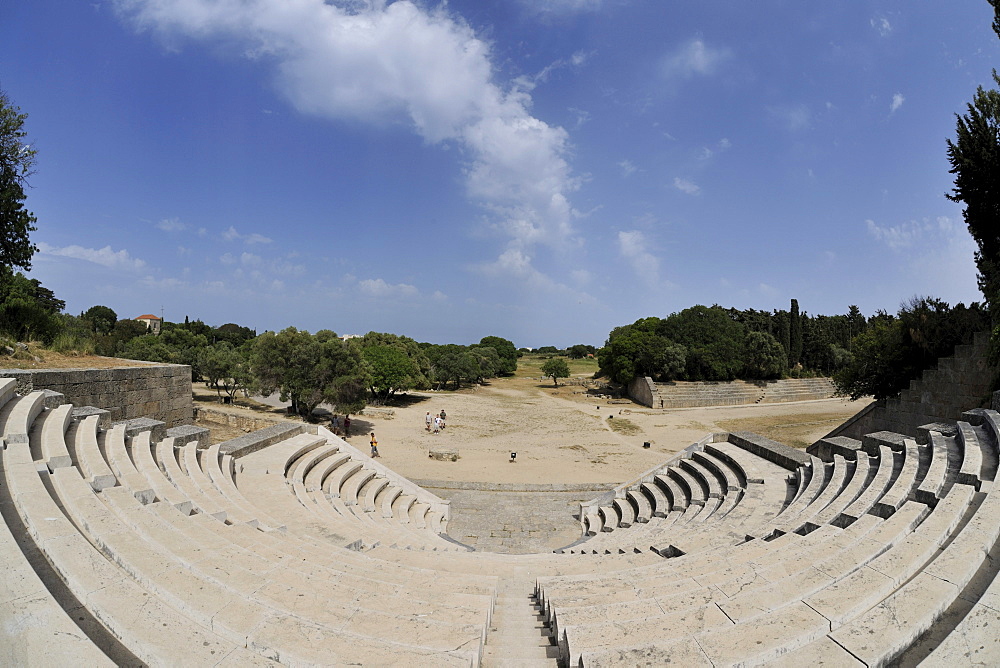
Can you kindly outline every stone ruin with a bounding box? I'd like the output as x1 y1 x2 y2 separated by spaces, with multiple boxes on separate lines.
1 350 998 665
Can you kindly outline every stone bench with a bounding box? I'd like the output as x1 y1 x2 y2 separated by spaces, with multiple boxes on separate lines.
154 437 226 521
0 391 44 441
35 403 74 470
915 431 951 504
69 414 117 492
3 438 250 665
128 431 194 515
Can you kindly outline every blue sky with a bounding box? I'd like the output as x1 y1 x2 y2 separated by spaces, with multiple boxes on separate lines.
2 1 995 347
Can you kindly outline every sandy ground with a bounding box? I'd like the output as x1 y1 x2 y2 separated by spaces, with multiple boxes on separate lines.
302 377 873 486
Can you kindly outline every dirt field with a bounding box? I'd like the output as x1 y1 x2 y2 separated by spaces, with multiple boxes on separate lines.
322 374 871 486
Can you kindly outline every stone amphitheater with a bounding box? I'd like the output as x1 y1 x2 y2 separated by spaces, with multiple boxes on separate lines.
1 339 999 666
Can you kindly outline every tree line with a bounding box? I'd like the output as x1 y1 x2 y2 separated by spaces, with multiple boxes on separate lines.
597 302 865 385
51 312 520 418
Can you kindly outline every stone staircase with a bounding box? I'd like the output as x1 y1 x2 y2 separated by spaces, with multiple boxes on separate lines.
482 575 559 667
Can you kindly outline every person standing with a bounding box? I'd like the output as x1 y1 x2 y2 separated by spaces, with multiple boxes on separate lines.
439 409 447 430
343 415 351 437
433 415 441 434
369 432 380 457
425 411 432 432
331 414 340 435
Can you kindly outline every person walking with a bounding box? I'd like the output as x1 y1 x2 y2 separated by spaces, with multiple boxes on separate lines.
343 415 351 437
369 432 380 458
439 409 447 430
331 414 340 435
425 411 432 432
433 415 441 434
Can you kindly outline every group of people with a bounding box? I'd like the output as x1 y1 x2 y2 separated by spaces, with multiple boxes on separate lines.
424 409 447 434
330 414 351 437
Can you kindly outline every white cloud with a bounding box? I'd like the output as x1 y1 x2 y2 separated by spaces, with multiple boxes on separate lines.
37 241 146 270
890 93 905 114
673 177 701 196
618 159 637 177
522 0 602 14
155 217 186 232
358 278 418 299
534 50 591 84
117 0 579 260
662 39 731 80
866 216 966 251
222 225 273 245
698 137 731 161
617 230 660 286
871 17 892 37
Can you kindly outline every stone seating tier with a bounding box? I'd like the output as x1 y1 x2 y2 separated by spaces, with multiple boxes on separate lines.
3 375 1000 667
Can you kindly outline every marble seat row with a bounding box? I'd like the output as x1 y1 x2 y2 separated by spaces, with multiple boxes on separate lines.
536 411 1000 665
0 382 498 665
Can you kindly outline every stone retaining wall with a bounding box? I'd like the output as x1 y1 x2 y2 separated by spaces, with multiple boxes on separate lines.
0 361 192 427
823 331 994 442
627 376 660 407
194 405 285 433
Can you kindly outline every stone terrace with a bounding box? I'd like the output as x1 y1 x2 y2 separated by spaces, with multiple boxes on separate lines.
1 368 999 666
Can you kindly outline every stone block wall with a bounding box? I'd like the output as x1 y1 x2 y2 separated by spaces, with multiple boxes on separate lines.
0 362 193 428
823 331 993 442
627 376 660 407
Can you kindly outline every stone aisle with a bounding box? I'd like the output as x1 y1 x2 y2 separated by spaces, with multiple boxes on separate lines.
482 574 559 667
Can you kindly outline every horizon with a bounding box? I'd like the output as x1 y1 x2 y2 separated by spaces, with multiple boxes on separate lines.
3 1 992 349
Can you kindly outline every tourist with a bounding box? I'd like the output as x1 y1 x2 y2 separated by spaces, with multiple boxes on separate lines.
425 411 432 432
343 415 351 437
369 432 380 457
433 415 440 434
331 414 340 435
439 409 447 430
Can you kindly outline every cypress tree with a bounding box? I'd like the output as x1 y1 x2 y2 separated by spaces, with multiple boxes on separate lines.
789 299 802 366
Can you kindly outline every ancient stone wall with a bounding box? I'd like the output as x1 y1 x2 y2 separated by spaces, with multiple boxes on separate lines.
824 331 994 442
0 362 193 428
627 376 660 407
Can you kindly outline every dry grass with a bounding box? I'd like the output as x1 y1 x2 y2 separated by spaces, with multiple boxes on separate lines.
606 416 642 436
716 412 852 449
0 344 145 369
515 352 599 378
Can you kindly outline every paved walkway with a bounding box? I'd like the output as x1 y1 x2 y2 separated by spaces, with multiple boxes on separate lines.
423 483 612 554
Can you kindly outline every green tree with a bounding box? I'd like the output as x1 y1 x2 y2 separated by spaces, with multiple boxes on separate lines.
198 342 248 401
249 328 367 417
540 357 570 386
789 298 802 366
360 332 431 389
214 322 256 347
120 335 173 363
362 343 419 404
83 305 117 335
834 297 989 399
0 92 38 271
660 306 745 381
0 271 64 343
97 318 148 356
742 331 786 379
947 6 1000 318
479 335 518 375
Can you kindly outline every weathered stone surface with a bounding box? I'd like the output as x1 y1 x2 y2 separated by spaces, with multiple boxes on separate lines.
429 447 460 462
